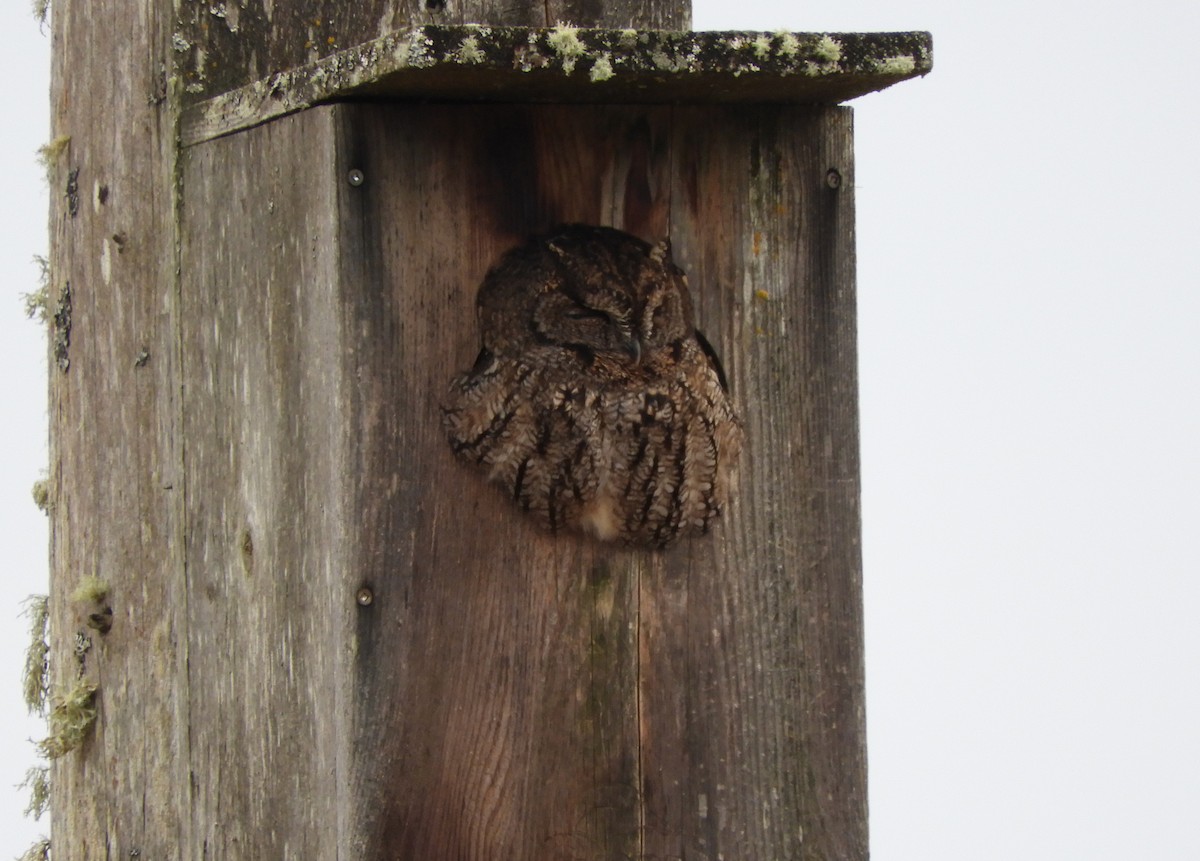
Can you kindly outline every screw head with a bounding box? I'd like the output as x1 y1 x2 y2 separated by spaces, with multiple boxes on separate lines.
825 168 843 189
347 169 365 187
356 586 374 606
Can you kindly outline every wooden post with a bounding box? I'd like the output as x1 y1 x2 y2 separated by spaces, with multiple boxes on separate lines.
49 1 930 858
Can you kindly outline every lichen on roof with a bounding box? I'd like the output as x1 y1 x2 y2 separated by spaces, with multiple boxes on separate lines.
181 26 932 147
547 23 587 74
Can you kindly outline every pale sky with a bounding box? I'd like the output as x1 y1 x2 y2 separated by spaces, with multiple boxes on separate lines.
1 1 1197 857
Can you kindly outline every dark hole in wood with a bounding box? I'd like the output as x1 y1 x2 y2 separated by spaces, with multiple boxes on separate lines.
425 0 446 9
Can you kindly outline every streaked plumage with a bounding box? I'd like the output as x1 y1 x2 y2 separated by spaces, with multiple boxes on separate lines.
442 225 742 548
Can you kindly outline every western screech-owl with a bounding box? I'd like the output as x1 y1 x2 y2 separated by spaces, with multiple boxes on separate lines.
442 225 742 548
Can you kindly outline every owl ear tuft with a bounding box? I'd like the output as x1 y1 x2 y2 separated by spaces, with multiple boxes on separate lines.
650 238 671 265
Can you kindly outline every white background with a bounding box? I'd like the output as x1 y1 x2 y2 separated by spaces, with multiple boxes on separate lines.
1 1 1198 857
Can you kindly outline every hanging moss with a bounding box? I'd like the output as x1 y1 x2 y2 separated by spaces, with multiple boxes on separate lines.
21 596 49 715
20 766 49 820
21 256 51 324
35 136 70 181
36 681 97 759
17 838 50 861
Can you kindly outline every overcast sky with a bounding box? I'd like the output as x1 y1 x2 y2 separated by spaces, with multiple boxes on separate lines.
1 1 1197 857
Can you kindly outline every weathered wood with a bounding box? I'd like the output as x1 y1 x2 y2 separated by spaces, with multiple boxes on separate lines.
175 0 691 104
173 100 864 857
662 106 866 857
52 0 889 856
178 112 353 856
47 1 190 858
180 25 933 147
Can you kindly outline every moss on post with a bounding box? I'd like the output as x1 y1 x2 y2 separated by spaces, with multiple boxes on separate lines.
21 596 49 715
36 680 98 759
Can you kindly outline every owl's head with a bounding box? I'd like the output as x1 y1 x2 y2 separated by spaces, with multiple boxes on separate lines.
476 225 695 364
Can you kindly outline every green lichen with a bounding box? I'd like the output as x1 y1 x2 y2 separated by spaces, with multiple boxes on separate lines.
21 595 49 715
814 35 843 63
775 30 800 59
451 35 485 64
35 135 70 180
31 478 50 513
37 680 98 759
70 575 109 606
805 35 845 77
31 0 49 25
547 23 585 74
752 34 773 60
648 42 704 75
617 29 638 50
875 55 917 75
20 766 49 820
22 287 49 323
402 29 437 69
589 53 614 82
17 839 50 861
23 256 51 323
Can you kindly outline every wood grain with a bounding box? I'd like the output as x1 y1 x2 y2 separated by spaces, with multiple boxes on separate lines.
314 102 862 857
52 3 867 856
179 26 933 148
175 0 691 104
170 100 865 859
47 0 191 858
332 104 656 858
178 110 353 857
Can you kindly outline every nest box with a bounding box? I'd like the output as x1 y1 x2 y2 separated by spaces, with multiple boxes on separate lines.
170 19 930 860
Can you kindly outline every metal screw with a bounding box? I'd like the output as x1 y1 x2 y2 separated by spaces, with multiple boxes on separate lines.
825 168 843 189
356 586 374 606
347 168 365 187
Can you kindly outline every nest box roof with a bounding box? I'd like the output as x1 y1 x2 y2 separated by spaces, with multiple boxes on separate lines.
182 26 932 147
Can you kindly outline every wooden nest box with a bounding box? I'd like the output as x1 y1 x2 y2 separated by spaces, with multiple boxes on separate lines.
49 4 930 859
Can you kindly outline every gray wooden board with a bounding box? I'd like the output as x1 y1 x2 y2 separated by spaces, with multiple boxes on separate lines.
179 101 864 857
181 26 932 146
176 1 692 103
47 0 191 857
179 111 354 857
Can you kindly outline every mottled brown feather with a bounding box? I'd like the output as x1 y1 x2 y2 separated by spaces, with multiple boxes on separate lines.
442 225 742 548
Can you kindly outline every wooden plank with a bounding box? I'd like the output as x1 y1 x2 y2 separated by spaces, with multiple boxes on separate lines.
175 0 690 105
321 101 865 857
47 1 191 858
656 105 867 858
332 102 657 858
547 0 691 30
177 108 353 857
181 25 932 146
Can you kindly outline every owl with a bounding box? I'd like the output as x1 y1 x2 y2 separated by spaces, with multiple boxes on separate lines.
442 225 742 548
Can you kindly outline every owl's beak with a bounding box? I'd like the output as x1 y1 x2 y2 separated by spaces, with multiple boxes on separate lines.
623 336 643 365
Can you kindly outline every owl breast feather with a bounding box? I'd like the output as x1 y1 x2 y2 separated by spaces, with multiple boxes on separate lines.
442 338 741 548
